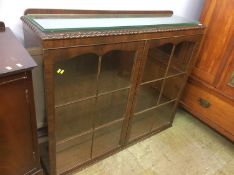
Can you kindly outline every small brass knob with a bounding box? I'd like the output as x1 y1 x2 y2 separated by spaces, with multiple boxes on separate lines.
199 98 211 108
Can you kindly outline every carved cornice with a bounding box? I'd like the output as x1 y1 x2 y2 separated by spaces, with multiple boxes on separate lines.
21 16 205 40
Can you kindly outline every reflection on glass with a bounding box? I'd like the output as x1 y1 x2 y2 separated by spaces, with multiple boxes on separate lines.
56 133 92 174
159 74 185 104
92 121 122 157
29 15 200 32
99 50 135 93
134 80 163 113
55 98 95 142
151 101 175 131
130 101 175 141
142 44 173 82
95 90 128 127
54 54 98 105
129 113 154 141
167 42 194 76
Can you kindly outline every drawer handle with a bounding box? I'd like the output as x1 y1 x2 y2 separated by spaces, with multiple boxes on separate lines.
199 98 211 108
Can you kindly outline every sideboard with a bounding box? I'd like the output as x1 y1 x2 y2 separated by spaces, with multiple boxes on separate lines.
21 9 204 175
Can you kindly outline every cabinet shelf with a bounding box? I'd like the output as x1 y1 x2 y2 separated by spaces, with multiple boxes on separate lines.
55 51 134 106
56 120 123 174
134 99 176 116
55 89 128 142
56 132 92 174
140 72 186 86
55 86 130 109
135 73 186 114
130 100 176 141
56 118 124 148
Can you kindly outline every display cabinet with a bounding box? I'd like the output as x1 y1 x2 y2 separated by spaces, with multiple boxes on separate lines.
21 9 204 175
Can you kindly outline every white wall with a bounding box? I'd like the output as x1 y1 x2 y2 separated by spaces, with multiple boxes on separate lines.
0 0 204 43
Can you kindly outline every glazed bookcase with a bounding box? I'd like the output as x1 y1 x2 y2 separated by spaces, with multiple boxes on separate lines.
21 9 204 175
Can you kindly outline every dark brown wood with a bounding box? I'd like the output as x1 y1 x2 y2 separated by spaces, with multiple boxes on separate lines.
0 28 36 76
24 8 173 16
181 0 234 141
0 21 5 32
0 72 43 175
0 28 43 175
22 9 204 175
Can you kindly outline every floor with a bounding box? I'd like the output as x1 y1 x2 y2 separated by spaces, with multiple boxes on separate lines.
73 108 234 175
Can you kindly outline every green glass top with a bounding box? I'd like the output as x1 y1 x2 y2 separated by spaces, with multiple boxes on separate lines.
26 14 201 32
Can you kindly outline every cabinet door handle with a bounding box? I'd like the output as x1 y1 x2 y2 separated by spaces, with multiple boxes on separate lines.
199 98 211 108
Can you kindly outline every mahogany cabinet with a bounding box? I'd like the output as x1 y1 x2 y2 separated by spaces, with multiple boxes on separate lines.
21 9 204 175
0 23 43 175
181 0 234 141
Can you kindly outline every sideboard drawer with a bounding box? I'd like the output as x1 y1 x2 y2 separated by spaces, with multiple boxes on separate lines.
181 81 234 141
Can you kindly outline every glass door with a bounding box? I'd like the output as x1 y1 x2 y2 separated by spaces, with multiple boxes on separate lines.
52 43 140 173
55 54 97 173
92 50 135 157
129 39 196 142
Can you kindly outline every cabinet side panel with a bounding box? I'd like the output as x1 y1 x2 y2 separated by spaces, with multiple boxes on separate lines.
0 74 37 175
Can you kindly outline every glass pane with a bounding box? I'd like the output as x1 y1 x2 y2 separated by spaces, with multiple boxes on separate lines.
129 101 175 141
142 44 173 82
99 50 135 93
27 15 200 32
95 90 128 127
129 113 154 141
151 102 176 131
56 133 92 174
134 80 163 113
92 121 122 157
55 98 95 142
167 42 195 76
159 74 185 104
54 54 98 105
